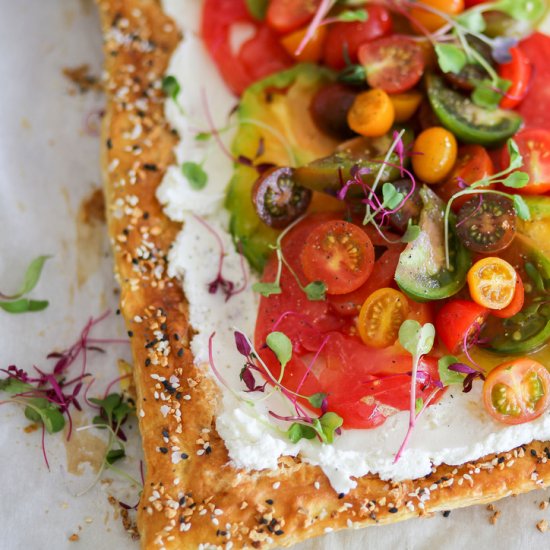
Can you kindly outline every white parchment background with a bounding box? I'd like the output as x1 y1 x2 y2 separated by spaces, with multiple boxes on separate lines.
0 1 548 549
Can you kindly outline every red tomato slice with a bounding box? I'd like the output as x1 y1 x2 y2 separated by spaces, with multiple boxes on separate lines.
300 220 375 295
435 300 489 354
499 46 532 110
500 128 550 195
358 35 425 94
491 274 524 319
516 33 550 129
322 5 393 70
483 358 550 425
266 0 319 34
435 145 495 212
201 0 292 95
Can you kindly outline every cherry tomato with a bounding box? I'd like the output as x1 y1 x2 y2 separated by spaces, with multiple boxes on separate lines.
347 89 395 137
468 257 517 310
266 0 319 34
357 288 410 348
310 83 357 140
456 194 516 254
500 128 550 195
435 299 489 354
435 145 495 212
499 46 532 110
412 127 458 184
202 0 292 95
409 0 464 34
492 274 524 319
358 35 425 94
300 220 375 294
280 24 327 62
483 358 550 425
390 91 423 123
322 5 392 70
464 0 488 6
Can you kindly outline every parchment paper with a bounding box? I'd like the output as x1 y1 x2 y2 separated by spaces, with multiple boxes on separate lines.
0 1 548 549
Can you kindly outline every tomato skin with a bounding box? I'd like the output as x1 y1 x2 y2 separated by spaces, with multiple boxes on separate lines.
491 274 524 319
202 0 292 95
280 24 327 62
322 5 393 70
347 89 395 137
500 128 550 195
435 145 495 212
499 47 532 110
483 358 550 425
409 0 464 33
435 300 489 354
266 0 319 34
412 127 458 184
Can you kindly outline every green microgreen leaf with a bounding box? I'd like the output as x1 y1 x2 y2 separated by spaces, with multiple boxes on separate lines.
382 182 405 210
513 194 531 220
14 255 51 299
308 392 327 408
401 223 421 243
0 378 34 394
106 448 126 465
304 281 327 301
24 399 65 434
181 161 208 190
398 320 435 358
471 78 510 110
252 282 282 297
287 422 317 443
266 331 293 369
435 44 467 74
0 299 49 314
438 355 465 386
244 0 269 20
493 0 546 22
162 75 180 101
507 138 523 170
319 412 343 444
336 8 368 22
415 397 424 415
338 64 367 85
502 171 529 188
456 10 486 33
195 132 211 142
90 394 123 418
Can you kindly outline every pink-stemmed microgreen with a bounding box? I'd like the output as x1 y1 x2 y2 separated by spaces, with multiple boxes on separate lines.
252 215 327 301
443 138 530 268
393 319 442 463
438 355 486 393
192 214 249 302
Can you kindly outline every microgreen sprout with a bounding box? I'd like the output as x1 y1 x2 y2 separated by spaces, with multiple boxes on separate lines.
162 75 185 114
0 255 51 314
252 216 327 301
438 356 486 393
443 138 530 268
181 161 208 190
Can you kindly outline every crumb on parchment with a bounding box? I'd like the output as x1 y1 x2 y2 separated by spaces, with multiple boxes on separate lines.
536 519 548 533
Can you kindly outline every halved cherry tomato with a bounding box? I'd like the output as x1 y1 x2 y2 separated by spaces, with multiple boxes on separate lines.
492 274 524 319
357 288 409 348
322 5 392 70
435 145 495 212
483 358 550 425
412 127 458 184
409 0 464 34
358 35 425 94
347 88 395 137
500 128 550 195
390 91 423 122
266 0 319 34
468 257 517 310
280 25 327 62
202 0 293 95
435 299 489 354
300 220 375 294
499 46 532 110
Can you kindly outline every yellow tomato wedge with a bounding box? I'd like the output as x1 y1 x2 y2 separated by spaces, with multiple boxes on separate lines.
390 91 423 122
357 288 409 348
467 257 517 310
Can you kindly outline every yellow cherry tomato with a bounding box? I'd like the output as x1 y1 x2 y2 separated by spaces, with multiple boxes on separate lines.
412 127 458 184
409 0 464 33
390 91 423 122
358 288 410 348
347 89 395 137
468 257 517 310
280 25 327 63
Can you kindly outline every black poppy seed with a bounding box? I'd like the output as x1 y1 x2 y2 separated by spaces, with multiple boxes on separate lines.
123 228 130 236
443 510 451 518
259 518 268 525
498 456 505 464
162 429 169 438
216 530 221 537
106 138 113 149
269 519 277 527
176 392 182 400
143 212 150 219
160 322 167 331
189 503 196 509
128 331 133 337
177 349 184 357
116 309 121 315
265 499 273 505
179 497 186 506
143 163 158 171
267 525 274 533
219 531 227 537
275 530 284 536
145 358 151 367
132 258 139 265
531 449 538 457
544 447 550 459
205 446 212 455
441 476 450 482
145 339 158 348
181 453 189 460
389 507 398 514
159 447 168 454
173 333 180 341
338 493 344 499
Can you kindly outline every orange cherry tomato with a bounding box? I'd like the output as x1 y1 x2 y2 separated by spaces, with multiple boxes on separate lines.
467 257 517 310
300 220 375 295
435 145 495 211
409 0 465 33
491 274 525 319
412 127 458 184
483 358 550 425
266 0 318 34
280 25 327 62
499 46 532 110
390 91 423 122
357 288 410 348
347 89 395 137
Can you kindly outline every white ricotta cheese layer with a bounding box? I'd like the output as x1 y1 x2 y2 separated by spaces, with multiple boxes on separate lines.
158 0 550 494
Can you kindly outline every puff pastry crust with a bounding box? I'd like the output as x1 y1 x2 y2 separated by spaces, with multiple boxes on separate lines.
96 1 550 548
